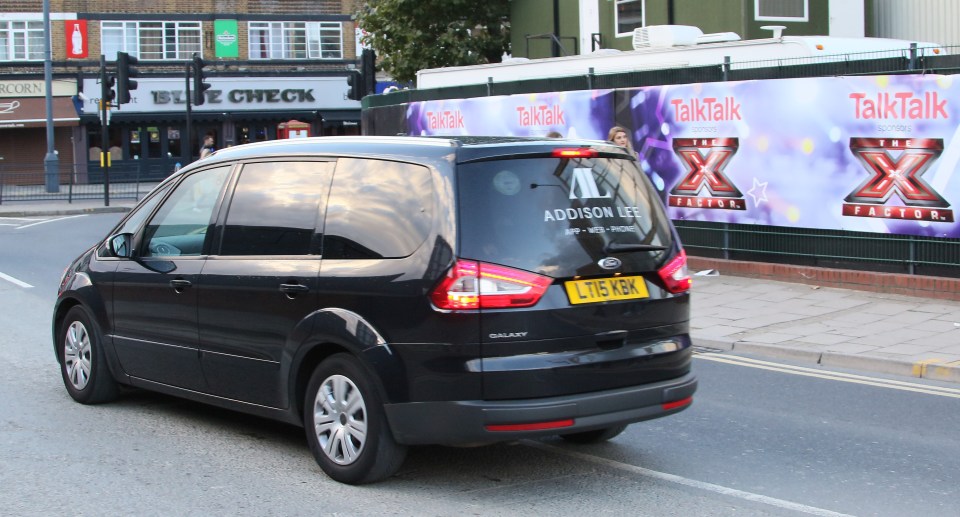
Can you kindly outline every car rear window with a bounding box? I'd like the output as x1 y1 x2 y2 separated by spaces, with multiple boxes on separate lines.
457 155 673 277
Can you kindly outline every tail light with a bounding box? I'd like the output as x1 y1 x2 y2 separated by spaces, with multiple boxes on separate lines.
657 249 691 294
431 260 552 310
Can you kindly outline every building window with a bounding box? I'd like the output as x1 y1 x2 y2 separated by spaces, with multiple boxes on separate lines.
102 21 203 60
755 0 809 22
0 21 44 61
249 21 343 60
615 0 645 37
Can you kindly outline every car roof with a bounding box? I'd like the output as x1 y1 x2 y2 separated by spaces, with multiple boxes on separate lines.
185 135 632 172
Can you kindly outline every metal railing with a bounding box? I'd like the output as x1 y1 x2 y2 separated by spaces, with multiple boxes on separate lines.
675 221 960 277
0 163 171 204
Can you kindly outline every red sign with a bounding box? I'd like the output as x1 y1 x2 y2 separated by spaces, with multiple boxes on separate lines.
65 20 88 59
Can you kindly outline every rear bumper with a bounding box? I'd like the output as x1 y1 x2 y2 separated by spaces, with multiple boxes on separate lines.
383 372 697 445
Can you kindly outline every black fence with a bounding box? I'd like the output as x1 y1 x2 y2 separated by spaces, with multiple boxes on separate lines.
364 46 960 108
0 163 170 205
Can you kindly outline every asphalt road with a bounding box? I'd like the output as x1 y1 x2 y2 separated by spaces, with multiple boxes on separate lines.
2 214 958 516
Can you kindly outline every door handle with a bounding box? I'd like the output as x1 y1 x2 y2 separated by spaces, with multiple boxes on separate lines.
169 279 192 292
279 283 310 296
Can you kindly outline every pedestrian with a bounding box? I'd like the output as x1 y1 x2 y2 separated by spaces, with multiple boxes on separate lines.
607 126 631 149
199 134 216 159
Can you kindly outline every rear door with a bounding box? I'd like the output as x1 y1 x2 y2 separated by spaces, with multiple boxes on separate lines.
456 147 691 400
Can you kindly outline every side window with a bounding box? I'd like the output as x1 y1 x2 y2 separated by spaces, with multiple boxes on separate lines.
219 161 334 256
324 159 433 259
98 182 173 257
142 166 231 257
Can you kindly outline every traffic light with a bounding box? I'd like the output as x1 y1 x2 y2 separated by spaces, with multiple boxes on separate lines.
346 70 363 101
361 48 377 96
100 65 116 106
192 54 212 105
116 51 139 104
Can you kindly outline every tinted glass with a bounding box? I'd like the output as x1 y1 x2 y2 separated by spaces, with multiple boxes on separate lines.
457 156 673 277
323 159 433 259
219 161 334 256
142 166 231 257
99 182 173 257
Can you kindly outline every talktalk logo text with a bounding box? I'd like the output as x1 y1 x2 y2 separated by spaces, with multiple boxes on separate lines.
668 138 746 211
849 92 948 120
425 110 464 130
843 137 953 222
516 104 565 126
670 97 742 122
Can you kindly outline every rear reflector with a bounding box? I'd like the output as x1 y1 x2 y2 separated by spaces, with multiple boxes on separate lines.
431 260 552 310
657 249 692 294
485 419 575 432
552 148 598 159
662 396 693 411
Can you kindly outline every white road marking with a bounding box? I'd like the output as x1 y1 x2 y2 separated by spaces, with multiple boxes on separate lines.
0 271 33 288
525 441 854 517
15 214 87 229
696 353 960 398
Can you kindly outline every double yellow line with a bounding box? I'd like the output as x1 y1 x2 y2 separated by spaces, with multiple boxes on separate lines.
695 353 960 399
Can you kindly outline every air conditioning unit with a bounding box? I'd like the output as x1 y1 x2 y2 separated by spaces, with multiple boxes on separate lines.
633 25 703 49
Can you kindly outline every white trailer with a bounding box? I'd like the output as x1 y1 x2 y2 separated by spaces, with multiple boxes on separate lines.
416 25 943 89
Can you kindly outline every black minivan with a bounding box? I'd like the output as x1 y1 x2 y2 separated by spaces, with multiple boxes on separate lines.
54 136 696 484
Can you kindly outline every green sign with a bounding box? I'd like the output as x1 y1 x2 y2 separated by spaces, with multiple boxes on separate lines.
214 20 239 58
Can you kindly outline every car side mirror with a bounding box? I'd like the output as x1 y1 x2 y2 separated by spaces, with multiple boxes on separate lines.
109 233 134 258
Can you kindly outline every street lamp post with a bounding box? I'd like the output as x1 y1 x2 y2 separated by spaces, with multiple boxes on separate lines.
42 0 59 193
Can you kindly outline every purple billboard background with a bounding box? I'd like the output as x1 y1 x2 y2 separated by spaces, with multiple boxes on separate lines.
406 75 960 238
406 90 614 139
627 75 960 238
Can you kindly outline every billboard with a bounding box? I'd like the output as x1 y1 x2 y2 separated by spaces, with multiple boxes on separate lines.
406 74 960 238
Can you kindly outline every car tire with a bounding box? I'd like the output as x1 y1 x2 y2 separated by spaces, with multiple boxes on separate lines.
58 305 120 404
304 353 407 484
560 424 628 444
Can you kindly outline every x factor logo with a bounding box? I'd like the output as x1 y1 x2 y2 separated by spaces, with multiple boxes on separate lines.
843 138 953 222
669 138 746 210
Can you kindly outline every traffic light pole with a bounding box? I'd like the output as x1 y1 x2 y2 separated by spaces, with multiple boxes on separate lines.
185 63 193 162
100 54 111 207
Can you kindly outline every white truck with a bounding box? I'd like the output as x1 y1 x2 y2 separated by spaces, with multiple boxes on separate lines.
415 25 943 89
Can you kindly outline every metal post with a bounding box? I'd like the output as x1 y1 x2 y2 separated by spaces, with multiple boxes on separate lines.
723 56 731 81
908 236 917 275
908 43 918 71
722 223 731 260
100 55 111 207
487 77 493 97
42 0 60 193
185 63 193 162
587 67 595 90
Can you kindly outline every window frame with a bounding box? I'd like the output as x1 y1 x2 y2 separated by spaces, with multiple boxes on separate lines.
248 21 343 60
754 0 809 22
614 0 646 38
0 20 45 62
101 20 203 61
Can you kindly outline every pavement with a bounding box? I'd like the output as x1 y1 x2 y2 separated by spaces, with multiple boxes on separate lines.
2 199 959 384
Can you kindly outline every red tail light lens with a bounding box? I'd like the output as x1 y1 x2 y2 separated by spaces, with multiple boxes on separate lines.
658 249 691 294
552 148 598 159
431 260 552 310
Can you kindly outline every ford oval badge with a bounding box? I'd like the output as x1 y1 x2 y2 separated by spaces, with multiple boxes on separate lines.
598 257 622 270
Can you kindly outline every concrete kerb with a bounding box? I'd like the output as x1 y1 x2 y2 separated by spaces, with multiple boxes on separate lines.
0 206 132 217
695 336 960 384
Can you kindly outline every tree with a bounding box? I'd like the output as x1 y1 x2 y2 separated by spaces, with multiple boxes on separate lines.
355 0 510 85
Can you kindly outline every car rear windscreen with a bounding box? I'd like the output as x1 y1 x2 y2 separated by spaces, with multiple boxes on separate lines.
457 155 674 278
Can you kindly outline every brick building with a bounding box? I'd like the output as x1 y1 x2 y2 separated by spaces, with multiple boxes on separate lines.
0 0 363 180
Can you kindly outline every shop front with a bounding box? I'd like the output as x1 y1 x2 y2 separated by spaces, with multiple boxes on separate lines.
79 75 360 181
0 78 80 182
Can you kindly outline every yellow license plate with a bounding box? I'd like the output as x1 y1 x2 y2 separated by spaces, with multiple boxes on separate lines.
564 276 650 305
